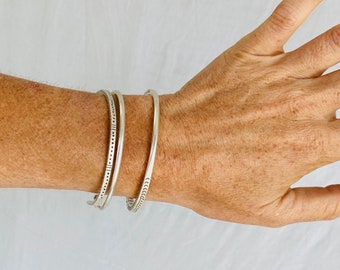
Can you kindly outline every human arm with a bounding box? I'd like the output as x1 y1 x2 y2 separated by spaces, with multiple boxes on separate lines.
0 73 163 200
1 0 340 227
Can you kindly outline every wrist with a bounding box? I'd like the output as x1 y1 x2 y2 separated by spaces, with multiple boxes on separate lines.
84 91 181 205
115 93 178 203
113 94 154 198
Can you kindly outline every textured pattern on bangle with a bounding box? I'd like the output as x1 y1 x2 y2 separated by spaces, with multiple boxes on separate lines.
87 90 117 208
126 89 160 212
99 90 125 209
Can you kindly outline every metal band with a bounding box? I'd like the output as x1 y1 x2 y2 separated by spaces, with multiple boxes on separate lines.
87 90 117 208
126 89 160 212
99 91 125 209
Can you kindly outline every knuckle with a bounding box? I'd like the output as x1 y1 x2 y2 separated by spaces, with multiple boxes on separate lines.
300 124 331 156
329 25 340 49
287 100 300 117
280 87 308 117
227 49 252 65
270 3 297 31
324 203 339 221
323 188 340 221
283 95 304 117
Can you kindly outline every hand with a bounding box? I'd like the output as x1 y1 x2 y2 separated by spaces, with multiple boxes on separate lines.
155 0 340 227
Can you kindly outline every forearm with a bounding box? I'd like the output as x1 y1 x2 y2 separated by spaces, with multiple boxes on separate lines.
0 73 167 200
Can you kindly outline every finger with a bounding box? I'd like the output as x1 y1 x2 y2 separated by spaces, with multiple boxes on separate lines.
276 185 340 225
311 69 340 120
275 76 338 121
282 25 340 78
237 0 323 55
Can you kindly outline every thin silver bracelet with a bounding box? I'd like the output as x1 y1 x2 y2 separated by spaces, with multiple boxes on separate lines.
126 89 160 212
88 90 117 208
99 90 125 209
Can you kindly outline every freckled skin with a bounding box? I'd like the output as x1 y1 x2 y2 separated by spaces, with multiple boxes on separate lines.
0 74 155 199
1 0 340 227
155 0 340 227
29 82 41 93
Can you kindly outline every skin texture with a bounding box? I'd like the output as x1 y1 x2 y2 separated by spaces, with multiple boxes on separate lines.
0 75 156 200
157 0 340 227
0 0 340 227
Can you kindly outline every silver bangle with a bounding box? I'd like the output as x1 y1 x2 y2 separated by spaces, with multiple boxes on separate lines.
99 91 125 209
126 89 160 212
88 90 117 208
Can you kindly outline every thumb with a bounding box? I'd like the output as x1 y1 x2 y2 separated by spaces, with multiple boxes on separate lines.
276 185 340 226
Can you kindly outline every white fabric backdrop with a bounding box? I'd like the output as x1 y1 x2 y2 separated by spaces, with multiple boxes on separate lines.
1 0 340 269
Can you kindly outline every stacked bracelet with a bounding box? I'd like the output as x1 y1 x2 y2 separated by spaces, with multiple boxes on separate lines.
88 89 159 213
126 90 160 212
87 90 117 208
100 91 125 209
